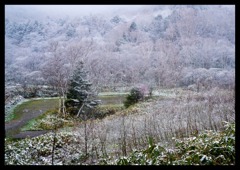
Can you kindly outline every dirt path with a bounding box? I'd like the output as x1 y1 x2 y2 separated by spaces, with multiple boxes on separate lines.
5 98 58 139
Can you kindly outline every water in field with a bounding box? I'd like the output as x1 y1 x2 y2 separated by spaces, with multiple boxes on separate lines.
5 95 127 138
98 95 126 105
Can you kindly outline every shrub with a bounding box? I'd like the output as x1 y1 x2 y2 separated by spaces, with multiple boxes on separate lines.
124 87 144 108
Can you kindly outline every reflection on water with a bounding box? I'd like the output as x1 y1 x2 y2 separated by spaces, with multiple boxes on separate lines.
97 95 126 105
6 95 127 139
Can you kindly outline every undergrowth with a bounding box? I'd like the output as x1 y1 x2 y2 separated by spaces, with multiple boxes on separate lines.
99 121 235 165
21 110 75 131
5 121 234 165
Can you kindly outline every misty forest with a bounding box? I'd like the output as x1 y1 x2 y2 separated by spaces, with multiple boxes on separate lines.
5 5 235 165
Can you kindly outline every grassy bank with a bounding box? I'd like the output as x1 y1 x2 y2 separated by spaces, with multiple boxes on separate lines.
5 98 59 123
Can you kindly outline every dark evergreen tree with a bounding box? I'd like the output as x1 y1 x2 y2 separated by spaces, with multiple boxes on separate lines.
67 61 90 102
66 61 100 117
110 16 121 24
129 22 137 32
149 15 168 41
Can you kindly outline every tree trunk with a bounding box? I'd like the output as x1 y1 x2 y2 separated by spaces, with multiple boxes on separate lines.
84 114 88 156
61 87 66 117
76 103 85 118
51 119 57 165
58 96 62 115
76 94 89 118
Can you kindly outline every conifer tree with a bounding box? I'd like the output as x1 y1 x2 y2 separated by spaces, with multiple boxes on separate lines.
66 61 100 117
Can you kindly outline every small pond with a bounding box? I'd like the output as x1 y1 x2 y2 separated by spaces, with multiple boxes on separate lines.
97 95 127 105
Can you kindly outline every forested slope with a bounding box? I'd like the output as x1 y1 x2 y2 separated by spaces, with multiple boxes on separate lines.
5 5 235 94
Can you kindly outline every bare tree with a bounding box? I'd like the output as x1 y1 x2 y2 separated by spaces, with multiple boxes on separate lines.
42 41 70 116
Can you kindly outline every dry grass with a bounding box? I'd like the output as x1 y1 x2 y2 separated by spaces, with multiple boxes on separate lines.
68 87 235 160
5 87 235 165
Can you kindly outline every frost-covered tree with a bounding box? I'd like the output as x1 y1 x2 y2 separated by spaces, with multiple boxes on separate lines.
5 5 235 91
66 61 100 118
129 22 137 32
110 15 123 26
149 15 168 41
41 41 70 116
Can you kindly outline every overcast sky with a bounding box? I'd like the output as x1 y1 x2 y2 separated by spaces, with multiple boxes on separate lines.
5 5 234 20
5 5 149 19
